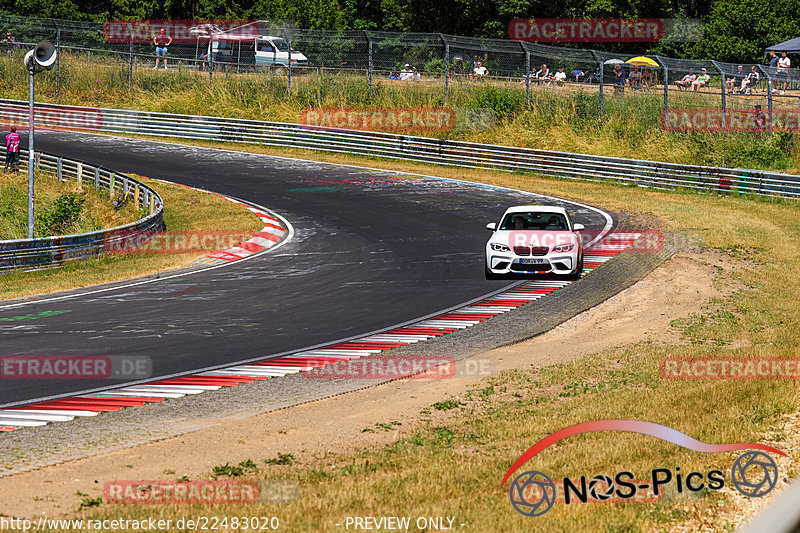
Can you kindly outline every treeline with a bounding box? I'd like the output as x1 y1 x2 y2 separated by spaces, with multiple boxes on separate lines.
1 0 798 62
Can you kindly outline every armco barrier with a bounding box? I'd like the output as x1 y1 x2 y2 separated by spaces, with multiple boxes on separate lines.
0 149 164 271
2 99 799 200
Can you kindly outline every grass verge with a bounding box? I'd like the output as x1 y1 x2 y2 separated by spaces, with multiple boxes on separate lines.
0 176 263 301
1 50 798 172
72 143 800 531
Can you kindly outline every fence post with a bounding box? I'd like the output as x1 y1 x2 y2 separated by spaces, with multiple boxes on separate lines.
56 157 62 182
55 27 61 92
287 30 292 94
767 78 773 135
209 39 214 87
109 173 115 198
711 60 726 131
524 47 531 106
441 35 449 103
94 167 99 189
366 30 373 95
237 41 241 74
591 51 603 117
76 162 83 190
129 35 134 91
662 63 669 113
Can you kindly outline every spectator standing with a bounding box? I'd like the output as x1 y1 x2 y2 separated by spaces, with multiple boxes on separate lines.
776 52 790 95
153 28 173 70
4 126 19 172
753 104 767 130
768 50 779 89
613 64 626 91
691 68 711 91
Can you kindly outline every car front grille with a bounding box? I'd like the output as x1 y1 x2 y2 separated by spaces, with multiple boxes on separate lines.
530 247 549 256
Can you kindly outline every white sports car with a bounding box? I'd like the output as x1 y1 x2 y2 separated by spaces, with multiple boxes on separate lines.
485 205 585 280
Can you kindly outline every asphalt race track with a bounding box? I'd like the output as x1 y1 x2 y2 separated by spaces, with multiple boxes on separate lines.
0 131 615 407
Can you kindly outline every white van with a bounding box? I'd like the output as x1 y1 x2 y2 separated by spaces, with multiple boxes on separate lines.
207 32 308 73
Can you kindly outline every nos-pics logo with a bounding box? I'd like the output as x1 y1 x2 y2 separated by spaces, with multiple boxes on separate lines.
502 419 784 517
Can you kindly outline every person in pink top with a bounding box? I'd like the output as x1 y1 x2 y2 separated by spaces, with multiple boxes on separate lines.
5 125 19 172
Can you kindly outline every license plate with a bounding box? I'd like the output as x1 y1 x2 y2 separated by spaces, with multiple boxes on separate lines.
519 258 548 264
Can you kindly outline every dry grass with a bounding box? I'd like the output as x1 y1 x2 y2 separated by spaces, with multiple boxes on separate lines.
0 176 263 300
1 49 797 172
68 141 800 531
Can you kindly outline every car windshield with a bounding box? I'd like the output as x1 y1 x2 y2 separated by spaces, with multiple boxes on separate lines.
271 38 290 52
499 212 568 231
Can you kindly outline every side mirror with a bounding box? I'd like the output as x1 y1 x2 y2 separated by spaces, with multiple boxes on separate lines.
486 222 497 231
573 223 585 231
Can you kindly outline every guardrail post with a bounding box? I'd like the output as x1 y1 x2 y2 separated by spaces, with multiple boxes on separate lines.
56 157 63 182
94 167 99 189
76 162 83 190
134 183 140 208
123 177 129 199
109 173 115 198
149 193 155 214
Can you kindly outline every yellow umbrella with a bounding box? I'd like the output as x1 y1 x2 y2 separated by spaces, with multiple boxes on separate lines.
626 56 659 67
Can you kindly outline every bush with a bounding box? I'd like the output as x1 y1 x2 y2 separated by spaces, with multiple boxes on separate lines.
36 192 85 235
470 86 524 120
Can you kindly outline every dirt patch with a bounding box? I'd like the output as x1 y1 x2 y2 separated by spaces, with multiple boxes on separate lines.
0 251 737 520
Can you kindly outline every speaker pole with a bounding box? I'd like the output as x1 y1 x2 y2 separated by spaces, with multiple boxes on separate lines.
27 65 34 239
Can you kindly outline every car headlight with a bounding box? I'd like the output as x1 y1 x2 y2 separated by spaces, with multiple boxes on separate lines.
490 243 510 252
553 243 575 253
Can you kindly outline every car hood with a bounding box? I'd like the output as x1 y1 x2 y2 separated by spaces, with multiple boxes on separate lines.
491 230 577 248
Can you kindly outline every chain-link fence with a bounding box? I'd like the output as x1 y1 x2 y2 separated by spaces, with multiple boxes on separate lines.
3 14 800 129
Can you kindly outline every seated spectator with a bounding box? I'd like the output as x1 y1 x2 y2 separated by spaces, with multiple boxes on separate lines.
554 67 567 84
691 68 711 92
587 67 601 83
399 64 413 80
472 61 489 79
627 66 643 88
389 71 400 80
534 64 550 85
727 65 745 93
570 68 585 82
412 66 421 81
641 67 655 88
739 66 760 94
675 72 696 90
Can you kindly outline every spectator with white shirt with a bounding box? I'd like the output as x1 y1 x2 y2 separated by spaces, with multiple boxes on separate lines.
399 64 413 81
553 67 566 85
471 61 489 80
775 52 791 95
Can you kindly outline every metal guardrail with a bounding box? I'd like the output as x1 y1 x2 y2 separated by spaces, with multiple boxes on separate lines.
1 98 799 200
0 147 164 271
